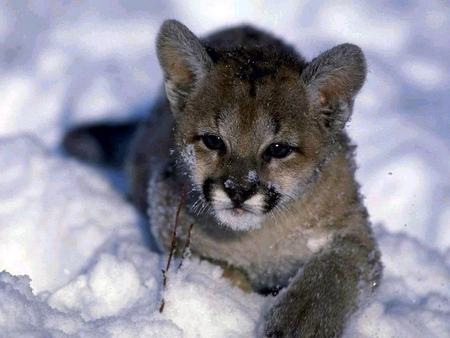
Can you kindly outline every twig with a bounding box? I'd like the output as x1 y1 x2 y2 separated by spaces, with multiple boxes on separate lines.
178 223 194 269
159 183 185 313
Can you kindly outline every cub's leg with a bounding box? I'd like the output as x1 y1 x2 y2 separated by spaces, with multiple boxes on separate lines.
262 235 381 338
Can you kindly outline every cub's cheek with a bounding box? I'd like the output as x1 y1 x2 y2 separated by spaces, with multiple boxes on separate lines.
194 158 219 188
268 161 319 197
190 162 207 188
180 144 211 188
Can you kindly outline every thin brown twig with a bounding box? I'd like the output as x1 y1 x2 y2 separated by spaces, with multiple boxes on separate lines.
159 183 185 313
178 223 194 270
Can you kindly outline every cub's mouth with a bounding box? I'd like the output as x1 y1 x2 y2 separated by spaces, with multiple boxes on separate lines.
196 178 280 231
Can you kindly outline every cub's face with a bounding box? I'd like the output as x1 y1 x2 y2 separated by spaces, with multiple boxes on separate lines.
156 20 366 231
175 64 327 231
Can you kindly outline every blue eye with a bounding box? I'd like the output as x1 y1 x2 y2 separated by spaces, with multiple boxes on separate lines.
201 134 226 152
264 143 293 159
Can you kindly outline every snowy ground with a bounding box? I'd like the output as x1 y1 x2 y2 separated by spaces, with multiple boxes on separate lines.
0 0 449 337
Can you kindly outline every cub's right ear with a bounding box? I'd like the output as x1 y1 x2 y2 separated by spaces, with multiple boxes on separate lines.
301 43 367 131
156 20 213 115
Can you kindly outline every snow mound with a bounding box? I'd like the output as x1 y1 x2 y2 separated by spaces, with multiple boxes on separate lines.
346 228 450 337
0 135 140 293
0 135 449 337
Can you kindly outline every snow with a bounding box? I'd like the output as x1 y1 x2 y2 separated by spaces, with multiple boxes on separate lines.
0 0 449 337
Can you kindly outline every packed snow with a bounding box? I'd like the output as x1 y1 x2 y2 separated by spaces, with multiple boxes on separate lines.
0 0 449 337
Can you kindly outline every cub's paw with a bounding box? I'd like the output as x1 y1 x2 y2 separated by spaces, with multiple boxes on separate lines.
260 300 305 338
260 290 345 338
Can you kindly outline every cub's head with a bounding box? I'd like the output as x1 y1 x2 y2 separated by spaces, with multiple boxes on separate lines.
156 20 366 231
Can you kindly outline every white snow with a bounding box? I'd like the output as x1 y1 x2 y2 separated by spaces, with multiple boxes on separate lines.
0 0 449 337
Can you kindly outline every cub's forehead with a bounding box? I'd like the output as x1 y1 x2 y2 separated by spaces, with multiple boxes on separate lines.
212 106 278 154
190 74 309 136
199 58 309 116
216 106 279 138
184 53 311 141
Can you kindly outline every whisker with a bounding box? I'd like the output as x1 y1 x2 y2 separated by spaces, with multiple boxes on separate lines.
268 210 279 228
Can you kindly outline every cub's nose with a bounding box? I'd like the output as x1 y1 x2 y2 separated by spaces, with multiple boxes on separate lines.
223 180 256 206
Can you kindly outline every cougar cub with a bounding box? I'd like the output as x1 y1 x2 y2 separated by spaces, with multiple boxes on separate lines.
67 19 382 338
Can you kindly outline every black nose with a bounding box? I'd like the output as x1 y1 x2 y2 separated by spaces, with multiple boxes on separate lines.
223 180 256 206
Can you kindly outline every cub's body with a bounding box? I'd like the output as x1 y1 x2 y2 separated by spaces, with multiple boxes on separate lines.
68 20 382 337
147 144 371 293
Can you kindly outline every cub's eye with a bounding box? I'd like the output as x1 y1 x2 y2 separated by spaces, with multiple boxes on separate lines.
264 143 293 159
201 134 226 152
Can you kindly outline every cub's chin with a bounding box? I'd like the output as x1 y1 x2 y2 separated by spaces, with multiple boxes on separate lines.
213 207 266 231
209 190 268 231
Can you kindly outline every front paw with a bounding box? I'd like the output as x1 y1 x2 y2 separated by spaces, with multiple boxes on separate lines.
262 301 296 337
260 289 347 338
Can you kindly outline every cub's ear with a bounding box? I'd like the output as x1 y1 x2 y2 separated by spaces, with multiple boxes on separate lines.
301 43 367 130
156 20 213 115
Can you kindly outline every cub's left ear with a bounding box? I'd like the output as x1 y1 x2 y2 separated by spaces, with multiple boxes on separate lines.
156 20 213 116
301 43 367 129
